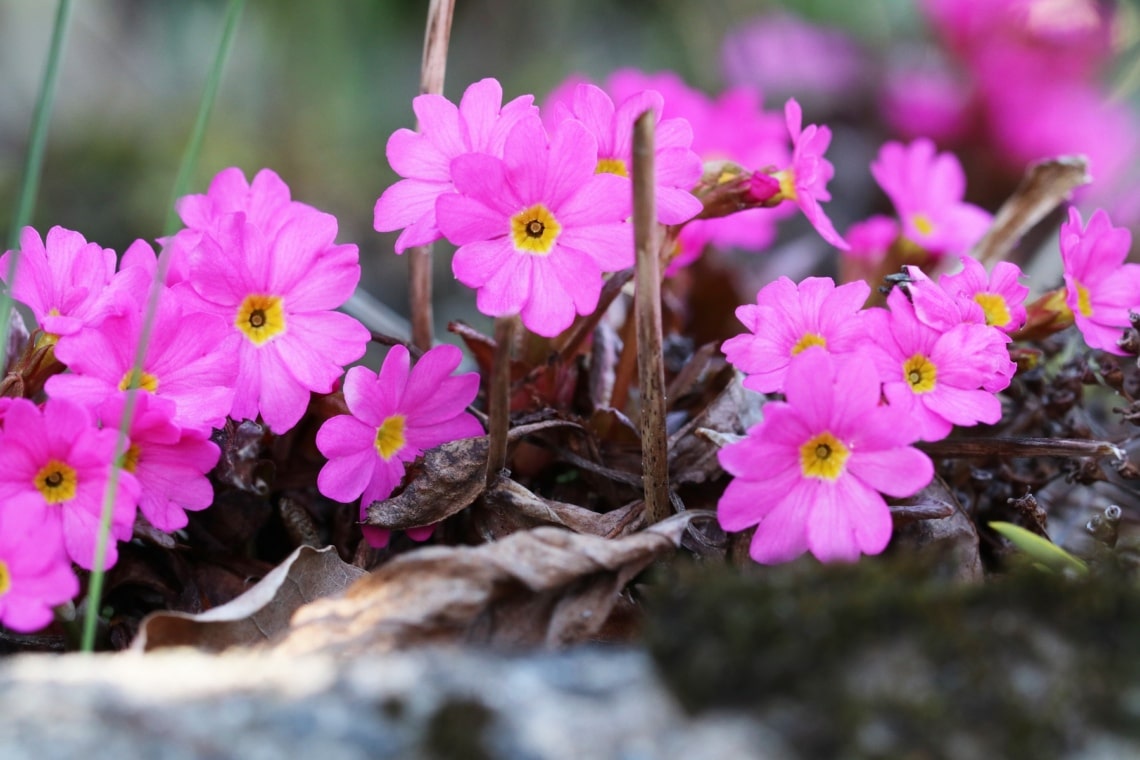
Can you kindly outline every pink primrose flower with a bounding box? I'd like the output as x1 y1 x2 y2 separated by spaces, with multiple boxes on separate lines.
865 286 1009 442
870 139 992 257
374 78 538 253
185 211 369 434
0 398 138 570
773 99 849 250
844 215 899 262
98 392 220 532
880 56 971 144
546 83 703 225
722 276 871 394
940 255 1029 333
316 344 483 548
0 505 79 633
1059 207 1140 354
437 115 633 337
718 348 933 564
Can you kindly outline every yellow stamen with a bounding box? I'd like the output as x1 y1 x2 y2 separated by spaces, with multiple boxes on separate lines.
119 369 159 393
791 333 827 356
509 204 562 256
774 169 797 201
903 353 937 394
119 444 141 473
236 294 286 346
974 293 1012 328
34 459 78 504
375 414 407 460
595 158 629 177
799 431 850 481
1072 281 1093 317
0 560 10 597
911 213 935 237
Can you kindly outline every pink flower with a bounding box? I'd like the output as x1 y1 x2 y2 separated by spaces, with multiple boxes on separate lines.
1059 207 1140 354
546 83 703 225
0 226 139 341
718 349 932 564
0 505 79 633
722 276 871 394
437 116 633 337
48 249 238 433
880 56 971 144
870 139 992 256
865 286 1010 442
316 344 483 548
185 211 369 434
940 255 1029 333
98 392 220 532
0 398 138 570
844 215 899 262
374 78 538 253
773 98 849 250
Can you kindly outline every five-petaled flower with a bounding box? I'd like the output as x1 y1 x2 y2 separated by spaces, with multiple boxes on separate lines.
1059 207 1140 354
771 98 849 250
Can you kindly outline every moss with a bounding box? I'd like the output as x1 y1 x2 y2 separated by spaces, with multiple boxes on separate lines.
422 697 495 760
644 556 1140 759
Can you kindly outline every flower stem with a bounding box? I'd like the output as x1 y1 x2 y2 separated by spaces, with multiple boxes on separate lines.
485 316 516 486
0 0 74 372
81 0 246 653
407 0 456 352
632 111 671 525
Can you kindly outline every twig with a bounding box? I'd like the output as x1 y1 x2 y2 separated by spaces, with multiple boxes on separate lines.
407 0 456 352
632 111 670 525
918 436 1124 461
485 316 517 486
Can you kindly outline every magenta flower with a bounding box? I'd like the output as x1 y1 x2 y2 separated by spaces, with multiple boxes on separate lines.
547 83 703 225
0 505 79 633
98 392 220 532
0 226 140 341
48 253 238 433
437 115 633 337
718 349 932 564
1060 207 1140 354
865 286 1010 442
316 344 483 548
184 211 369 434
374 78 538 253
0 398 138 570
870 139 992 256
722 276 871 394
940 255 1029 333
772 98 849 250
843 215 899 262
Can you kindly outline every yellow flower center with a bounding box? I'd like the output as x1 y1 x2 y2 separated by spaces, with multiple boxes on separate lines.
595 158 629 177
236 294 286 346
774 169 797 201
34 459 78 504
1073 281 1093 317
0 560 10 597
119 444 141 473
510 204 562 256
791 332 827 356
799 431 850 481
903 353 938 394
118 369 159 393
911 213 936 237
375 414 407 460
974 292 1012 328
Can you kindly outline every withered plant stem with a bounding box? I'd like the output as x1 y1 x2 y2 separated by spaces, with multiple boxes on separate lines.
918 436 1124 460
486 316 516 486
407 0 455 352
632 111 671 525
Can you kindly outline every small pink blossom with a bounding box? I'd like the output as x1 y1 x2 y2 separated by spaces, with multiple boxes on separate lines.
718 349 932 564
1059 207 1140 354
0 398 138 570
437 115 633 337
0 505 79 633
374 78 538 253
722 276 871 394
316 344 483 548
844 215 899 262
940 255 1029 333
870 139 992 256
773 98 848 250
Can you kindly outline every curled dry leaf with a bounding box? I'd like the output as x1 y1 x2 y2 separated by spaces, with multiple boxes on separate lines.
272 511 715 655
131 545 366 653
668 371 763 485
473 477 645 541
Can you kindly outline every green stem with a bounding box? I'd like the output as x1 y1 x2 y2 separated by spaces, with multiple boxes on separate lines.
80 0 246 653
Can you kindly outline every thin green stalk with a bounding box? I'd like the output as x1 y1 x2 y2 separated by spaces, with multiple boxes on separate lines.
81 0 246 652
0 0 74 365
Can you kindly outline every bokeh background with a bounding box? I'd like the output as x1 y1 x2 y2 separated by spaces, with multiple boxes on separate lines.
2 0 1139 339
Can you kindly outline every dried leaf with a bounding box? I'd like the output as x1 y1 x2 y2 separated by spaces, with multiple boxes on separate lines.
890 477 983 581
272 511 712 655
475 478 645 540
668 372 763 484
132 545 366 653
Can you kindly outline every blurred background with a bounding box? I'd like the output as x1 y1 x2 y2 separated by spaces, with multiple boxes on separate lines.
2 0 1139 339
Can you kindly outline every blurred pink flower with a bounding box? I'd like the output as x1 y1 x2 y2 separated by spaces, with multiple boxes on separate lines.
773 99 848 250
718 349 932 564
940 255 1029 333
374 78 538 253
880 56 971 143
437 115 632 337
0 505 78 633
317 344 482 549
844 215 899 263
0 398 138 570
722 276 871 394
871 139 991 257
1059 207 1140 354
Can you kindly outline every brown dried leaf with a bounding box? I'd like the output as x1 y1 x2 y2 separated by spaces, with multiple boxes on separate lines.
889 477 982 581
131 545 366 653
668 372 763 484
272 511 712 655
474 477 645 540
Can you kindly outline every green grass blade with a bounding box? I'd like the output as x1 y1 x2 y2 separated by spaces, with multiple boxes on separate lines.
988 521 1089 576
